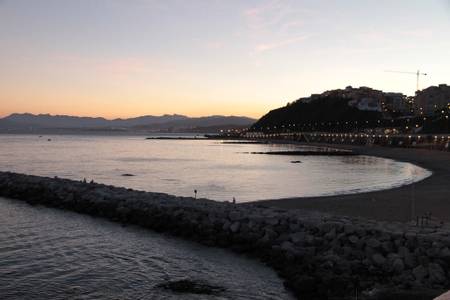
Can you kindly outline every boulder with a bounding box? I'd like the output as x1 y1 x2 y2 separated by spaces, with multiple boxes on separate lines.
322 229 334 241
366 238 381 249
440 247 450 261
428 263 446 284
228 211 242 222
412 265 428 282
230 222 241 233
392 258 405 274
281 241 296 253
348 235 359 244
265 218 279 226
156 279 226 295
372 253 386 266
344 224 356 234
290 232 306 244
381 241 393 253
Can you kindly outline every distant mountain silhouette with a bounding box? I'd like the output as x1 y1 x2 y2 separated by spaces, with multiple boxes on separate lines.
2 113 188 128
0 113 255 133
135 115 256 130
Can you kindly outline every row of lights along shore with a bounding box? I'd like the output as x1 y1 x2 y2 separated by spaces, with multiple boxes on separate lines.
250 116 449 132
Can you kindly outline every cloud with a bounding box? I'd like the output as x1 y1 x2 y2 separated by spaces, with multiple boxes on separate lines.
53 53 178 78
242 0 312 54
397 29 433 39
281 20 304 33
357 29 389 44
355 27 434 49
255 35 309 52
98 57 151 74
244 0 295 32
205 41 224 50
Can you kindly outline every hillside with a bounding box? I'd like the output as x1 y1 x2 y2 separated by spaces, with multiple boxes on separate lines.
251 95 382 132
251 85 450 133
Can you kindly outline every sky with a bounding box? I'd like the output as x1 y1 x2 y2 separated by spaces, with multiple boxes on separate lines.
0 0 449 119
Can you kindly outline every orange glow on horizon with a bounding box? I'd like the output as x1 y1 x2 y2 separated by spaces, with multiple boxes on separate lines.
1 1 449 121
0 93 267 120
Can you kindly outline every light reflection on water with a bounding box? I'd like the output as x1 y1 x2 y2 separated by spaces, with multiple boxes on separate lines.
0 134 431 202
0 197 294 300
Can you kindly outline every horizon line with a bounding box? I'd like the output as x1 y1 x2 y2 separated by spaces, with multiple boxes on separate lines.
0 112 259 120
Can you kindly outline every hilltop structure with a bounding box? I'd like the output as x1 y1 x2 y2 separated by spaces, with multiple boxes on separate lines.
250 84 449 134
294 85 449 118
297 86 411 117
415 84 450 116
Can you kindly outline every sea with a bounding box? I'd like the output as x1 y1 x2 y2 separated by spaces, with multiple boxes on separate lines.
0 134 432 299
0 134 431 202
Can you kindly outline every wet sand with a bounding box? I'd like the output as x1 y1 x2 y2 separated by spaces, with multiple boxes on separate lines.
253 143 450 222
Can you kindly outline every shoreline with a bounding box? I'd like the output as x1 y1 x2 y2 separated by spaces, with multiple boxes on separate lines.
1 171 449 299
252 142 450 222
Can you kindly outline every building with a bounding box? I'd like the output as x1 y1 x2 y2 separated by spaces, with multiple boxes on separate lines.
344 86 384 112
294 86 415 115
415 84 450 116
384 92 409 114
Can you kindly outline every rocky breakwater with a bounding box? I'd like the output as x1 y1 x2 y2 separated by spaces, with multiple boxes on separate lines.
0 171 449 299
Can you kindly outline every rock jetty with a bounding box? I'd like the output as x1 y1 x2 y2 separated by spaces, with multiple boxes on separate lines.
0 171 449 299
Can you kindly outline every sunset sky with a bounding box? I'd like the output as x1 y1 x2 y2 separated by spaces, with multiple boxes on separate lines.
1 0 449 119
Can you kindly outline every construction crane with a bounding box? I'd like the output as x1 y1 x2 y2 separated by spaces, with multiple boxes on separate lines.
385 70 427 91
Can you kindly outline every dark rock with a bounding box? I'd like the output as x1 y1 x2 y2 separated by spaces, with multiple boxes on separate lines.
393 258 405 274
293 275 317 293
372 253 386 266
228 210 242 221
412 265 428 282
290 232 306 244
348 235 359 244
230 221 240 233
324 228 336 240
367 238 381 249
428 263 446 284
156 279 226 295
344 224 356 234
439 247 450 262
381 241 394 253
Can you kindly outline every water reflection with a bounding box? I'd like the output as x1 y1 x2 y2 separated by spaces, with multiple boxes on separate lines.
0 135 431 202
0 197 293 300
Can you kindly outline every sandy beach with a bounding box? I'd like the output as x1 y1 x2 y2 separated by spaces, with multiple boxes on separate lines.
253 143 450 222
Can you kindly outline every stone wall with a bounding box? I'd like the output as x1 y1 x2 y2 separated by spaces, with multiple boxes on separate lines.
0 171 449 299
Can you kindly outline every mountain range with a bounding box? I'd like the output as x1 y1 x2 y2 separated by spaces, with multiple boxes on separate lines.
0 113 256 133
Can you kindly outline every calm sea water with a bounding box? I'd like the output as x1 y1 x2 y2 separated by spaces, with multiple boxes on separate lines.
0 134 431 202
0 134 431 299
0 197 293 300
